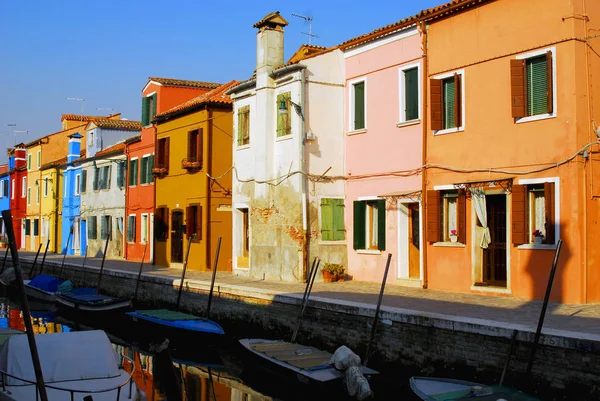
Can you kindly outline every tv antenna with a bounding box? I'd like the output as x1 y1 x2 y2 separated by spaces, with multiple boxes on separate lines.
291 13 319 45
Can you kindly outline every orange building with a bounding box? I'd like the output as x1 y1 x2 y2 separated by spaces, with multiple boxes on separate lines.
125 78 222 263
153 81 237 271
423 0 600 303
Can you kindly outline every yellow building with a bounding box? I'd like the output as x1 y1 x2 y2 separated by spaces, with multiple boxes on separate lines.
39 159 65 253
152 81 237 271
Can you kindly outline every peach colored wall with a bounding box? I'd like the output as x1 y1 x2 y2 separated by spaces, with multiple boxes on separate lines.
345 30 424 282
425 0 598 304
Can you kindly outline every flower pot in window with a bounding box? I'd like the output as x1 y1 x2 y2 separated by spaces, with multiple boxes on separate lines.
534 236 543 245
449 235 458 243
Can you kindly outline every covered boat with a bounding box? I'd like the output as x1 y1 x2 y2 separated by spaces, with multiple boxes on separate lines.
409 376 540 401
55 292 131 313
0 330 142 400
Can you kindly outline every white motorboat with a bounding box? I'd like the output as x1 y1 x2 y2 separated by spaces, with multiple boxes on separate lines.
0 330 143 400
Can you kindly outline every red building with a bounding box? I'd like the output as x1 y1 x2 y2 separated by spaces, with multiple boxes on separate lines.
124 77 222 262
8 146 27 249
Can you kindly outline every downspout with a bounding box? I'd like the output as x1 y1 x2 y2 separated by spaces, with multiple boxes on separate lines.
301 68 310 282
419 19 429 289
206 107 213 272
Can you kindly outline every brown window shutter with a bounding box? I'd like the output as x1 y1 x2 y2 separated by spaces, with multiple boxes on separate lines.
198 128 203 169
155 139 160 168
427 190 440 243
511 184 527 245
165 137 170 171
186 206 194 239
430 79 443 131
546 51 553 114
165 207 169 240
510 59 526 118
454 73 462 128
196 205 202 241
187 131 193 160
457 189 466 243
544 182 555 244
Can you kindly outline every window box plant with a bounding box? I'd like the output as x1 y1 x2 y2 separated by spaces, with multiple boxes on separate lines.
532 229 544 244
322 263 345 283
449 229 458 243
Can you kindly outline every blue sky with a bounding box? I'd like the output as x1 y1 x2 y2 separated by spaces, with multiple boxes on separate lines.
0 0 443 165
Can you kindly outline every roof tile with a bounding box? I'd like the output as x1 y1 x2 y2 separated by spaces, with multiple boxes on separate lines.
90 119 142 130
148 77 222 89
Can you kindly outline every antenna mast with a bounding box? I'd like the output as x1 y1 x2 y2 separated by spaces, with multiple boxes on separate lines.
291 13 319 45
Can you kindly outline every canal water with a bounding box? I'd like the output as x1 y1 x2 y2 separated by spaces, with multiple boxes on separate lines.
0 299 422 401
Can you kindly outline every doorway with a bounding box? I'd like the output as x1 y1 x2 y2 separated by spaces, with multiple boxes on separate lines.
408 203 420 278
397 201 422 283
171 211 184 264
483 194 507 287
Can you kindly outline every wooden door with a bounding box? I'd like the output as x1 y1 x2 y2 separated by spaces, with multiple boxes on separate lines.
408 203 420 278
483 195 507 287
171 211 184 263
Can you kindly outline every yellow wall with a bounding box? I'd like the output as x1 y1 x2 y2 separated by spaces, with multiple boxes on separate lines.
40 168 60 253
155 107 233 271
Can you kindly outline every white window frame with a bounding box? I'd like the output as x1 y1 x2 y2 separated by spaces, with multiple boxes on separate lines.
515 46 557 124
21 177 26 198
398 62 421 125
517 177 560 249
127 214 136 244
355 195 381 255
317 195 346 245
432 69 466 136
348 76 367 134
75 174 81 196
140 213 148 244
234 204 250 269
0 180 3 198
43 177 48 198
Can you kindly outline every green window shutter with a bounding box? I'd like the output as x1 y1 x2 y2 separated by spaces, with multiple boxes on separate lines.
37 152 40 168
332 199 346 241
404 68 419 121
353 82 365 130
142 97 150 126
377 199 386 250
93 168 99 191
443 78 456 129
129 160 137 186
106 166 111 189
152 93 157 119
526 55 548 116
353 201 366 250
81 170 87 192
140 158 147 185
148 155 154 183
276 92 291 137
321 198 333 241
116 164 123 188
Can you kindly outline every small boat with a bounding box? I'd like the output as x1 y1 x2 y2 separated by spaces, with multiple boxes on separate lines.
55 292 132 313
239 338 377 386
0 329 142 400
24 274 97 304
409 376 540 401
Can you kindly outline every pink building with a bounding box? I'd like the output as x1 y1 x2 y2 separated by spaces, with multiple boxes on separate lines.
343 21 425 284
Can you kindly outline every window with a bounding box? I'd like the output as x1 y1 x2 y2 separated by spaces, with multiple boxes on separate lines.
127 215 136 243
320 198 345 241
95 166 110 190
100 215 111 240
241 208 249 257
350 79 366 131
33 219 39 236
430 72 463 132
24 219 30 236
128 159 138 186
88 216 98 240
36 186 39 204
353 199 385 251
21 177 26 198
154 207 169 241
186 204 202 241
512 182 556 245
426 190 466 243
37 151 41 168
88 131 94 146
237 106 250 146
75 174 81 196
27 187 31 205
81 170 87 193
141 93 157 126
0 180 5 198
11 179 15 199
141 214 148 244
511 50 554 119
186 129 203 166
140 155 154 184
116 162 126 188
27 154 31 170
276 92 292 137
43 178 48 197
399 65 420 122
155 138 170 173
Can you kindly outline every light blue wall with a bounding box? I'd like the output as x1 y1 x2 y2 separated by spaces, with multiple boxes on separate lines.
61 135 84 255
0 156 13 235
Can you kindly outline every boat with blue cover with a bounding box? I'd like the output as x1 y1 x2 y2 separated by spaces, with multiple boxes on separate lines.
56 291 132 313
410 377 540 401
24 274 95 303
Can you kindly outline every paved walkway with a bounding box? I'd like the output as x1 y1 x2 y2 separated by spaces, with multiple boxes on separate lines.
9 251 600 339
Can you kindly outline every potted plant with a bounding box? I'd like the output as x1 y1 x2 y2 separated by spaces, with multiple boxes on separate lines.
533 229 544 244
449 229 458 243
322 263 345 283
0 235 6 249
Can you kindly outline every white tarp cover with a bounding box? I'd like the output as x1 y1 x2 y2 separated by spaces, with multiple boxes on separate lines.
0 330 120 385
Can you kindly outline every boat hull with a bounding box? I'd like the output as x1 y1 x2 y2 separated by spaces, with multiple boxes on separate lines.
24 282 56 303
56 293 132 313
409 376 541 401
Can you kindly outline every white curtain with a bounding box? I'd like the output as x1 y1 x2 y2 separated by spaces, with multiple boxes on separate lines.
471 187 491 248
534 192 546 237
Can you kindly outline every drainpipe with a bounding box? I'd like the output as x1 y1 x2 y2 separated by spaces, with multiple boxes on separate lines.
301 68 310 282
419 19 429 289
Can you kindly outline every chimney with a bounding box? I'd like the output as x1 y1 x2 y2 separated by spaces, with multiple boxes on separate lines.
254 11 289 77
68 133 83 164
14 147 26 169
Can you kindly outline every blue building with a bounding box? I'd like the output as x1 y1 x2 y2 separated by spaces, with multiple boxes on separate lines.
0 156 12 237
61 133 86 255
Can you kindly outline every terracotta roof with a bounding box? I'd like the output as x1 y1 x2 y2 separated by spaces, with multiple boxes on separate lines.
124 134 142 145
90 119 142 131
0 165 8 174
339 0 490 50
148 77 222 89
253 11 289 29
40 149 87 170
95 142 126 158
61 113 120 122
287 44 333 64
154 80 239 121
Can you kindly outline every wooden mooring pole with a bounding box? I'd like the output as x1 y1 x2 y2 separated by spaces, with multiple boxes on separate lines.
37 239 50 277
176 235 194 311
96 231 111 293
133 242 149 304
206 236 222 320
364 253 392 366
28 243 43 277
291 257 320 343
